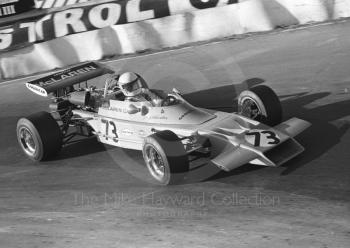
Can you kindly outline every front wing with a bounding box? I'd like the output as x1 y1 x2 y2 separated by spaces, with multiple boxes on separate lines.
210 118 311 171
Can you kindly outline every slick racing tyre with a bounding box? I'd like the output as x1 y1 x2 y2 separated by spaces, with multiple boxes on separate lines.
17 111 62 161
238 85 282 126
143 130 189 185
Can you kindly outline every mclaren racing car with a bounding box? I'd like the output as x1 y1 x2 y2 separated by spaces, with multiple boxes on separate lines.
17 62 310 185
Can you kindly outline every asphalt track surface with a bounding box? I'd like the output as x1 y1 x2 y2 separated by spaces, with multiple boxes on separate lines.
1 21 350 248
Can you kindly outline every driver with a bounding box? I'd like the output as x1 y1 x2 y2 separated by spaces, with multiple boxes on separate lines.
117 72 165 106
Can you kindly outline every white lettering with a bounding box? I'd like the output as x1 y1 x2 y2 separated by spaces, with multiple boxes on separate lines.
66 0 79 5
26 83 48 97
34 0 44 8
39 66 97 85
168 0 195 14
9 4 15 13
126 0 155 22
36 14 52 40
89 3 121 29
0 28 13 50
84 65 97 71
20 22 36 42
0 0 19 4
76 68 88 74
61 74 71 80
54 8 87 37
2 6 8 15
54 0 67 8
42 0 55 9
2 5 15 15
68 71 79 76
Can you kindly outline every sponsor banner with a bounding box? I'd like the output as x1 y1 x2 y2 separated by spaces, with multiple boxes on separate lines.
2 0 350 79
0 0 35 17
0 0 238 51
1 3 244 79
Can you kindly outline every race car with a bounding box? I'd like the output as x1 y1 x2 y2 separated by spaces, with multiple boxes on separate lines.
17 62 311 185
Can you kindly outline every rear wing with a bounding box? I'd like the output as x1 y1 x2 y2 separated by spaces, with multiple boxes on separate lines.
26 62 113 97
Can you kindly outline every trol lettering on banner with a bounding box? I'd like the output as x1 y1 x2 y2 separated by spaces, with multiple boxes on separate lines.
0 0 239 51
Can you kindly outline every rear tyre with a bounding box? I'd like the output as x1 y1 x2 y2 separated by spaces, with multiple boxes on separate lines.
17 111 62 161
143 130 189 185
238 85 282 126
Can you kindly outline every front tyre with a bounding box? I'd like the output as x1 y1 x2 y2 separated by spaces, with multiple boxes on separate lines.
17 111 62 161
238 85 282 126
143 130 189 185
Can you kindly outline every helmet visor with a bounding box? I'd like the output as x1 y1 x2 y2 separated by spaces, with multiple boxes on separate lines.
122 79 142 93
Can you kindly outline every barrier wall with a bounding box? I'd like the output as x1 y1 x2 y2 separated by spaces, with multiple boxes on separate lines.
0 0 239 51
1 0 350 79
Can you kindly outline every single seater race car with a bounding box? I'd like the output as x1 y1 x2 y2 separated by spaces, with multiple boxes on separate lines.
17 62 311 185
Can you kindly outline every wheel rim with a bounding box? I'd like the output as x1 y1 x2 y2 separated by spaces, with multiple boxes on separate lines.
241 98 262 120
144 144 165 181
19 127 36 156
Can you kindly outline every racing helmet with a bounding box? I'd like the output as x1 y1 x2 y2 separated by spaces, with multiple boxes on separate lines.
118 72 143 97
